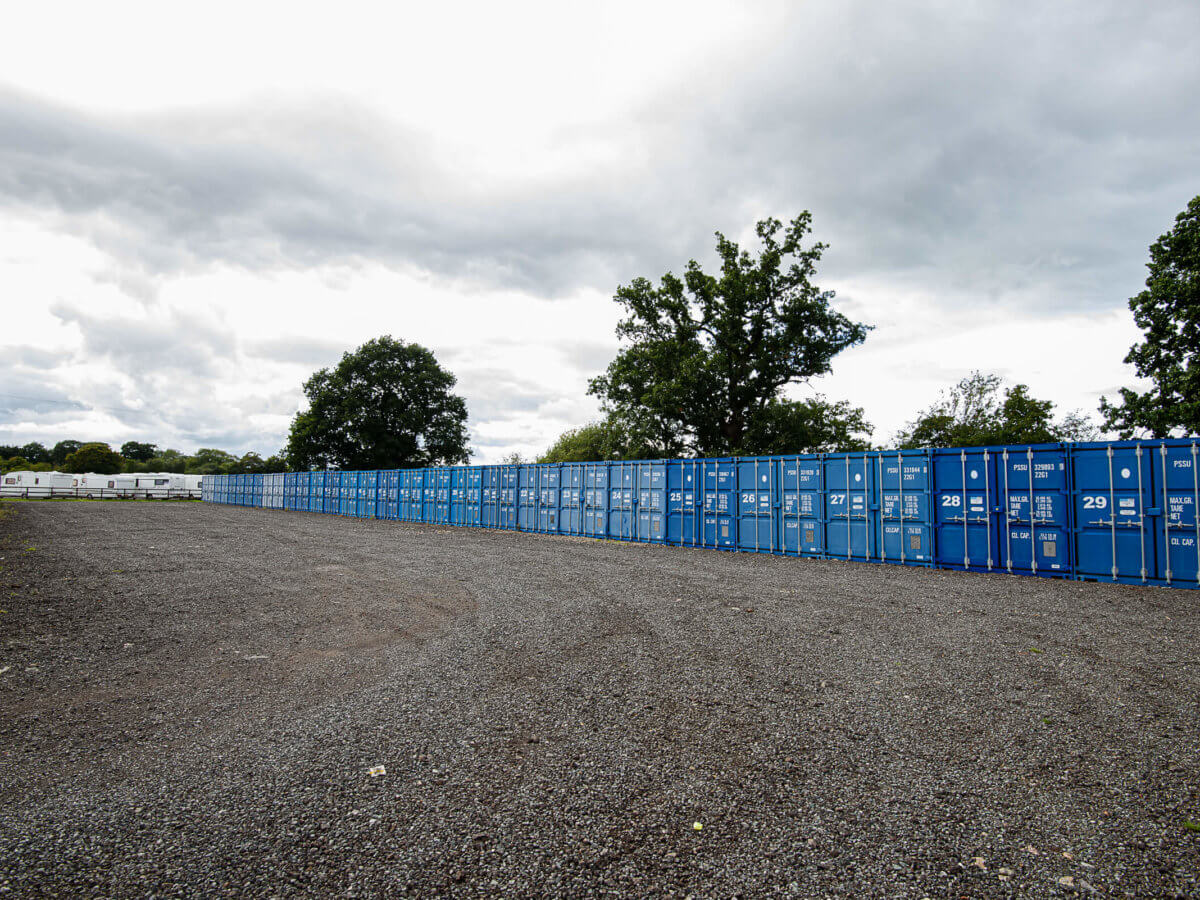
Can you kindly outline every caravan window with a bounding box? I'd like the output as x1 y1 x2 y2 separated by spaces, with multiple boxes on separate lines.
155 479 169 486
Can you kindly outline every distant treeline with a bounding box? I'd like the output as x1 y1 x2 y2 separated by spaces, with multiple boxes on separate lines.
0 440 285 476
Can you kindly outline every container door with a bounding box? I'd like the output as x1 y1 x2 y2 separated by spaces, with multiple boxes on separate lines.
701 460 735 549
876 452 932 565
518 466 537 531
636 462 666 542
667 460 702 546
608 463 635 539
560 465 584 535
1155 441 1200 586
737 458 776 552
824 455 872 560
933 449 998 571
997 446 1070 576
780 456 823 556
1072 443 1154 583
583 463 607 537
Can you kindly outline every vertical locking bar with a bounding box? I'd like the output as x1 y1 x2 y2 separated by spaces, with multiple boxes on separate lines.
1161 444 1171 584
1193 442 1200 586
1136 445 1147 581
863 452 871 561
960 450 969 568
845 458 852 561
754 457 761 553
897 452 904 563
984 449 993 571
1002 449 1013 572
1106 446 1118 579
877 454 886 561
1026 447 1036 575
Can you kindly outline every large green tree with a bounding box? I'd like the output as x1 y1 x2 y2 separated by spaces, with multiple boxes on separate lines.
285 336 470 470
588 214 869 456
187 448 239 474
538 417 652 463
20 442 50 464
1100 195 1200 437
742 396 873 454
51 440 83 465
120 441 158 461
63 442 124 474
895 372 1097 448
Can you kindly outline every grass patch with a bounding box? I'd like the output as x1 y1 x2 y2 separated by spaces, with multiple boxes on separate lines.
0 496 199 503
1184 820 1200 833
1028 647 1044 654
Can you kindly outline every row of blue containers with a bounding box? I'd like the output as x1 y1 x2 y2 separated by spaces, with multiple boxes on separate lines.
202 439 1200 589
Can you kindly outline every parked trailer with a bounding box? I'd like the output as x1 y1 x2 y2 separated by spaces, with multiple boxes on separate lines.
1 470 202 499
203 438 1200 590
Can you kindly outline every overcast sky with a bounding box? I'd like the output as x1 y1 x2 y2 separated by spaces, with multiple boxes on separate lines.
2 1 1198 462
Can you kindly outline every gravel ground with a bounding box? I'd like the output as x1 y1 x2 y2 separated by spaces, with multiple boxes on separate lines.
0 501 1197 898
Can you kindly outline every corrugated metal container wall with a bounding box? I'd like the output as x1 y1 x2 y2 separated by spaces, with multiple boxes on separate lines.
202 440 1200 591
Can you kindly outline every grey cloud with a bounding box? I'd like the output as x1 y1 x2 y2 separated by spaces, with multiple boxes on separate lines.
5 3 1197 313
7 346 62 370
244 337 346 367
0 91 683 297
0 371 88 420
50 301 235 377
690 1 1200 314
555 340 618 379
457 367 563 421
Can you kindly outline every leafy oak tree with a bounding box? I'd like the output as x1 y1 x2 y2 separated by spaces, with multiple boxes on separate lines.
742 396 873 454
285 336 470 470
1100 195 1200 437
63 442 123 474
120 441 158 461
588 214 869 456
895 372 1097 448
538 416 660 463
51 440 83 465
